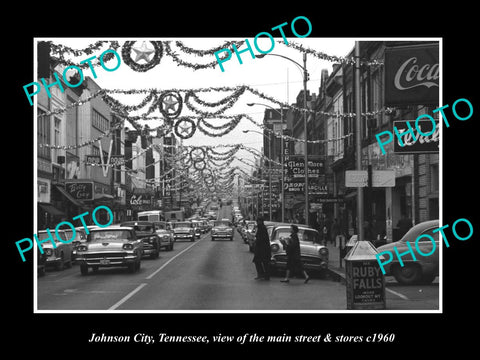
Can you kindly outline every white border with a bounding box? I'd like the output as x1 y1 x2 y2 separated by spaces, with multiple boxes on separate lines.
33 37 443 314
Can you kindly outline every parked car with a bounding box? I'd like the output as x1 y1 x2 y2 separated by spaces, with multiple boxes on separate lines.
376 220 439 285
36 229 73 271
76 226 143 275
155 229 175 251
121 221 161 259
171 221 196 242
211 220 234 241
269 225 329 275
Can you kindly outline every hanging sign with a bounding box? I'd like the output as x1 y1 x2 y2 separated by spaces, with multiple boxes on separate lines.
384 43 439 106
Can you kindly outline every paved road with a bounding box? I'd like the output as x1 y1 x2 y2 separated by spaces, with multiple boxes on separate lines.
37 205 438 311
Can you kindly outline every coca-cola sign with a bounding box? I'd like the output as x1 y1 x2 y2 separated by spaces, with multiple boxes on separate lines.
385 43 439 106
393 120 439 154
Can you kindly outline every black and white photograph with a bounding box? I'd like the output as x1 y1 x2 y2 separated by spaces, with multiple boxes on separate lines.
7 8 479 354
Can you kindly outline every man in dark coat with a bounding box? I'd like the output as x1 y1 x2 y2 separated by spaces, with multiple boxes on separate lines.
280 224 309 283
252 217 271 280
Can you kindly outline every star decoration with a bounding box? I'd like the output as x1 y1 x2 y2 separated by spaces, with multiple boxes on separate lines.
132 41 155 63
163 95 179 113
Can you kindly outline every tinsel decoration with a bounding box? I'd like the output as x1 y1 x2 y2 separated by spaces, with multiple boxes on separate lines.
174 117 196 139
49 41 121 69
158 91 183 120
121 41 163 72
189 147 206 162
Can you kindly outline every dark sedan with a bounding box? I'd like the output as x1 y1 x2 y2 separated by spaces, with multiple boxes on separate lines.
121 221 161 259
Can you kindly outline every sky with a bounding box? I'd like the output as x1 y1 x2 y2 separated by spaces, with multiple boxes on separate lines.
41 37 356 176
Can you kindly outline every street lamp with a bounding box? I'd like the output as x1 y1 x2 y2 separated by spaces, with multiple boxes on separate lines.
243 128 272 221
256 53 310 226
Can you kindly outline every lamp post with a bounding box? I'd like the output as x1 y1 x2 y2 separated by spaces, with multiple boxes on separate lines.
243 128 272 221
256 53 310 225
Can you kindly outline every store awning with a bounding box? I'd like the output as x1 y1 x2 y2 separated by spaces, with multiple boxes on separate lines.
38 203 65 217
54 185 85 207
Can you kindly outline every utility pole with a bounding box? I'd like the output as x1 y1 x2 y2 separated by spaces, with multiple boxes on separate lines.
303 52 309 226
355 41 364 241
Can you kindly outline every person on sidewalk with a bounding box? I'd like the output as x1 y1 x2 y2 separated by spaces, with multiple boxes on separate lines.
252 217 271 280
280 224 309 284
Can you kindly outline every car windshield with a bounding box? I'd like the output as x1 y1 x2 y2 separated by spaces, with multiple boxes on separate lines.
37 231 63 243
63 230 86 242
273 228 321 243
89 230 133 242
121 223 154 233
214 220 230 227
173 222 192 228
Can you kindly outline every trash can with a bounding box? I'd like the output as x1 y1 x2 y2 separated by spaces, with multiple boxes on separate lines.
344 240 386 310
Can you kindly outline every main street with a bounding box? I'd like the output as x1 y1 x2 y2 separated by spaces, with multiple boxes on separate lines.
37 205 438 311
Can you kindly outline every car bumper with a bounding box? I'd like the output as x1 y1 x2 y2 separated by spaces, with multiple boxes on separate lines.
212 233 233 239
45 257 63 266
270 255 329 271
76 253 138 267
174 234 194 240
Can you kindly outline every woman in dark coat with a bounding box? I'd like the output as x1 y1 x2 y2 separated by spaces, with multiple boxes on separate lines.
280 224 309 283
252 217 271 280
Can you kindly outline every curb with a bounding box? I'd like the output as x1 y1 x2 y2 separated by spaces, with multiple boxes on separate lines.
326 267 346 285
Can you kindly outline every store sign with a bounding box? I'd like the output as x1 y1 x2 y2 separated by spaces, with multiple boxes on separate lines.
285 156 325 178
65 181 94 200
385 43 439 106
393 119 439 153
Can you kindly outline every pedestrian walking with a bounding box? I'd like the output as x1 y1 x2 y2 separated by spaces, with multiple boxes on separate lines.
280 224 309 283
252 217 271 280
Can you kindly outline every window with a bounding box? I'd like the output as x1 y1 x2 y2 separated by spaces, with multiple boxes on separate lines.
92 109 110 133
430 164 439 193
38 109 51 160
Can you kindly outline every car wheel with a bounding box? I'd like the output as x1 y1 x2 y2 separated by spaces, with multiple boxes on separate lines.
230 237 233 241
170 243 174 251
392 263 422 285
191 237 195 242
136 260 141 271
92 266 99 272
128 262 136 273
80 264 89 275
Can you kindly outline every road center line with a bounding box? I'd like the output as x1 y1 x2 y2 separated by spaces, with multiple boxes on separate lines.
108 283 147 310
145 236 204 280
385 287 409 300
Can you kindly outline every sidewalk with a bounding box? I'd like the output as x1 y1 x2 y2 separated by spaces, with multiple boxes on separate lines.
325 241 347 284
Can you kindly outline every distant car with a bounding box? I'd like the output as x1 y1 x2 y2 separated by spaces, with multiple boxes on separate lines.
171 221 196 242
121 221 161 259
37 230 73 271
376 220 439 285
191 220 202 238
76 226 143 275
269 225 329 275
155 229 175 251
211 220 234 241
